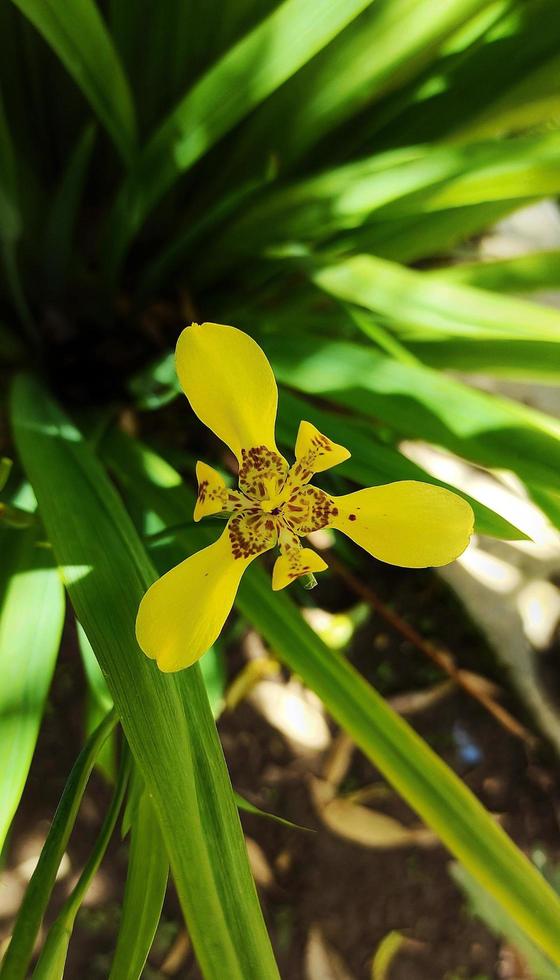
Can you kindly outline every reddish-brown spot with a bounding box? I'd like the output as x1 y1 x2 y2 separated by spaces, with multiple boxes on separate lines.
348 513 357 521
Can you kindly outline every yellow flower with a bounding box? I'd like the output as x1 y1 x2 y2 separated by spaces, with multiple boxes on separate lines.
136 322 474 672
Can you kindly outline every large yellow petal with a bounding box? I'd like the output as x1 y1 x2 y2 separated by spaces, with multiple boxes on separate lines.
176 322 280 463
136 527 255 672
330 481 474 568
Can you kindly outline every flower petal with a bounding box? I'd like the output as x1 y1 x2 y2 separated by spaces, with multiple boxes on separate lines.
176 322 280 463
283 484 338 534
272 529 327 591
292 421 350 482
194 461 246 521
330 481 474 568
238 445 288 502
136 518 274 672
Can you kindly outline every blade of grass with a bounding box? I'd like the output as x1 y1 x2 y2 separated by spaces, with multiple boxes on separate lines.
0 710 118 979
212 133 560 266
108 788 168 980
8 0 136 162
428 251 560 293
33 750 131 980
10 375 279 980
0 523 64 852
100 428 560 965
313 253 560 342
43 123 96 297
451 863 560 980
77 624 116 782
0 90 33 338
402 338 560 381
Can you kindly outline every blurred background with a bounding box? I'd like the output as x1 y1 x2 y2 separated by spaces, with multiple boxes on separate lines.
1 0 560 976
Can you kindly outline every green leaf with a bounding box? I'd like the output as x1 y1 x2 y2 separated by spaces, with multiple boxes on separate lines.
32 751 130 980
109 789 168 980
214 133 560 262
10 375 279 980
452 862 560 980
0 710 118 979
8 0 136 162
100 428 560 965
0 522 64 852
43 123 96 296
261 332 560 502
402 338 560 381
104 0 378 272
77 623 116 782
235 791 311 833
0 91 33 333
313 254 560 343
428 251 560 293
0 89 21 246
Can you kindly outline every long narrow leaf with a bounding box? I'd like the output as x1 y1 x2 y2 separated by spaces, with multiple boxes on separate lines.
313 254 560 342
104 0 377 271
108 789 168 980
1 710 118 979
0 523 64 852
10 375 279 980
8 0 136 162
43 124 96 296
32 751 130 980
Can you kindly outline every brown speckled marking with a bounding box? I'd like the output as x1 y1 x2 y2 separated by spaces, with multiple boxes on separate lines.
197 427 343 583
348 513 357 522
228 508 278 559
286 432 342 490
238 445 288 500
196 470 245 516
277 528 314 582
284 485 337 534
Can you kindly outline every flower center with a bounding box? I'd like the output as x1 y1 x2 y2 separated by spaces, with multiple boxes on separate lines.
260 495 285 515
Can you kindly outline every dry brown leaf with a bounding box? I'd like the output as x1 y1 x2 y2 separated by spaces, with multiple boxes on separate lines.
224 656 280 711
310 779 436 849
389 680 455 715
160 931 191 975
322 731 355 789
305 925 356 980
245 836 275 889
250 680 331 751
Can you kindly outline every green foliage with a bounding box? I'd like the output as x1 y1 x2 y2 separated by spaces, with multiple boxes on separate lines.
0 521 64 853
1 0 560 973
101 427 560 965
9 376 279 980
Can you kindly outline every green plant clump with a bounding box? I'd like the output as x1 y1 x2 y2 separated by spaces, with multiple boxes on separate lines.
1 1 560 976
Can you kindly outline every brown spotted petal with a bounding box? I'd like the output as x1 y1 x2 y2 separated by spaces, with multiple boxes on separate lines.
238 445 288 502
283 485 338 535
194 461 247 521
272 528 327 590
286 420 351 489
228 507 279 559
